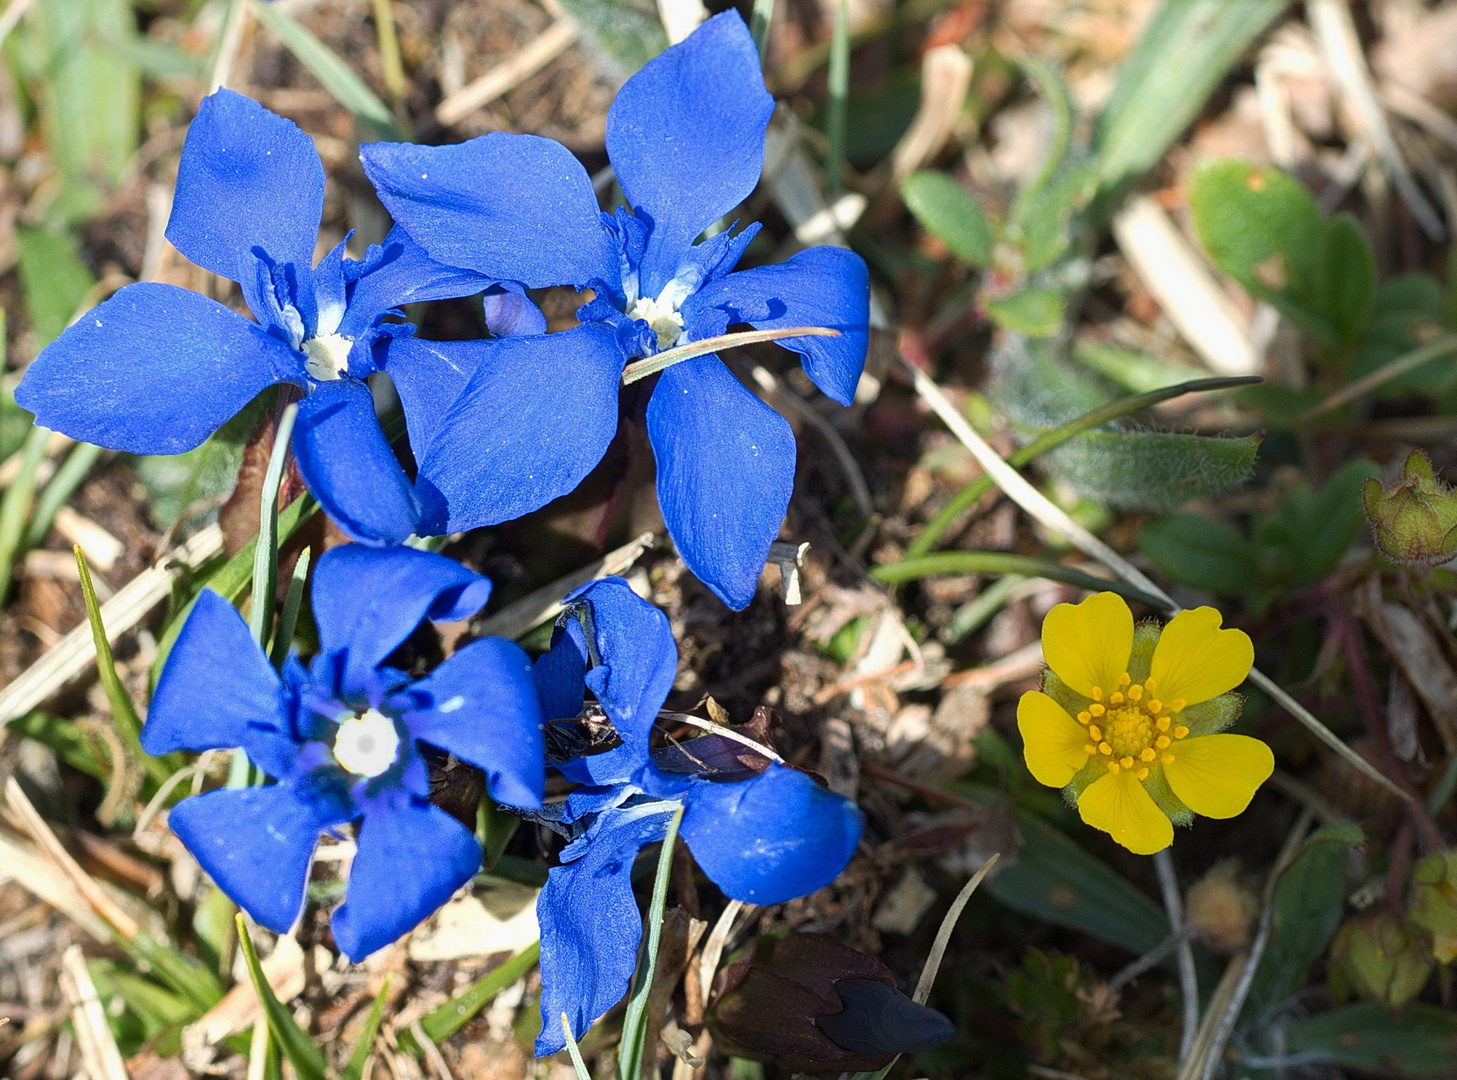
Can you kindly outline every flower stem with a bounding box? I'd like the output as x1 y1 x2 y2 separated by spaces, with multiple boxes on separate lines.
826 0 850 196
620 326 839 386
617 804 685 1080
1154 847 1199 1067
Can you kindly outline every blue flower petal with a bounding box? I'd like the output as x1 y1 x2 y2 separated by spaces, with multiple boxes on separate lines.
383 337 481 468
482 283 548 337
143 590 297 778
291 378 421 545
412 325 626 534
681 763 862 904
15 283 293 455
169 778 354 934
331 789 483 961
535 801 676 1055
568 577 677 762
646 358 794 609
682 246 871 405
311 544 493 688
533 623 589 723
167 89 325 284
606 12 772 297
361 134 617 289
404 637 546 810
338 226 498 338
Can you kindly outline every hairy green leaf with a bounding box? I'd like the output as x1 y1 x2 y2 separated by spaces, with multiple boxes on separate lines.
554 0 665 81
986 288 1065 338
901 170 994 267
1048 429 1261 512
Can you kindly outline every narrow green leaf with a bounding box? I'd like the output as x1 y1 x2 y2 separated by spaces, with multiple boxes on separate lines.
16 226 96 347
342 974 392 1080
125 930 226 1014
1094 0 1288 195
249 404 298 649
825 0 849 196
986 288 1064 337
1070 340 1205 394
901 170 994 267
1137 513 1257 596
0 425 50 605
269 546 311 669
26 441 104 548
872 551 1169 609
617 806 684 1080
149 492 318 686
1241 823 1363 1028
749 0 774 59
907 375 1259 558
235 916 328 1080
401 942 541 1052
1280 1002 1457 1076
249 0 401 139
561 1014 592 1080
1047 429 1262 512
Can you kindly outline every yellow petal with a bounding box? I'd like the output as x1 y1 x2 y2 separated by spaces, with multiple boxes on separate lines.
1017 691 1091 788
1164 733 1274 819
1149 606 1253 706
1077 768 1173 854
1041 592 1133 698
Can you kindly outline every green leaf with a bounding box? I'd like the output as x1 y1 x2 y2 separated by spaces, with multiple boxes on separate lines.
16 226 96 347
249 1 401 140
553 0 665 80
870 550 1170 609
1241 822 1363 1028
235 916 328 1080
1094 0 1288 196
342 975 392 1080
23 0 141 219
0 425 49 605
1311 214 1376 345
618 806 684 1080
1280 1003 1457 1076
964 795 1170 955
986 288 1065 337
1009 156 1095 275
1070 340 1206 394
1282 458 1381 583
134 394 268 530
1137 513 1257 595
124 930 226 1015
901 170 995 267
11 711 112 780
1047 429 1261 512
402 942 541 1053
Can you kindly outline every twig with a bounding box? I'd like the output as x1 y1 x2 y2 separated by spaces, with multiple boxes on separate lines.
1154 849 1198 1066
1107 924 1198 993
656 711 786 764
60 945 129 1080
434 20 576 126
409 1021 454 1080
749 364 873 519
899 353 1413 804
698 899 750 1007
210 0 251 92
0 524 223 728
621 327 839 386
473 530 655 641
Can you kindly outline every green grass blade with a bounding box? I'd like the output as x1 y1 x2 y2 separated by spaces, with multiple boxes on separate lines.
25 441 104 548
870 551 1170 610
269 546 311 669
402 942 540 1052
905 375 1259 558
824 0 849 196
74 546 176 785
562 1013 592 1080
150 492 318 686
617 805 684 1080
249 404 298 649
249 0 402 139
342 974 392 1080
749 0 774 59
126 930 226 1014
0 425 51 604
235 915 328 1080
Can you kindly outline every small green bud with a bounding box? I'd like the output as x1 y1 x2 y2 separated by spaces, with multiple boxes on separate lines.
1331 913 1434 1009
1362 449 1457 565
1410 852 1457 964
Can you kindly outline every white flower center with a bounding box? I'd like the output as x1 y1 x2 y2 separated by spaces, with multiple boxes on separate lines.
628 295 685 352
332 708 400 778
303 333 353 381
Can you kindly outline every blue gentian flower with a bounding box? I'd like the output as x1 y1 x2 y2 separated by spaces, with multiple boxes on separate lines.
142 544 545 961
16 88 522 546
527 577 864 1054
359 12 871 608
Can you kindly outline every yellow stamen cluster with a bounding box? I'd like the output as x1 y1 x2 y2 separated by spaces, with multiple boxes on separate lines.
1077 674 1188 780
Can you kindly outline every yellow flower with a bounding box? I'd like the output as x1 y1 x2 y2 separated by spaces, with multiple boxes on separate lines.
1017 592 1273 855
